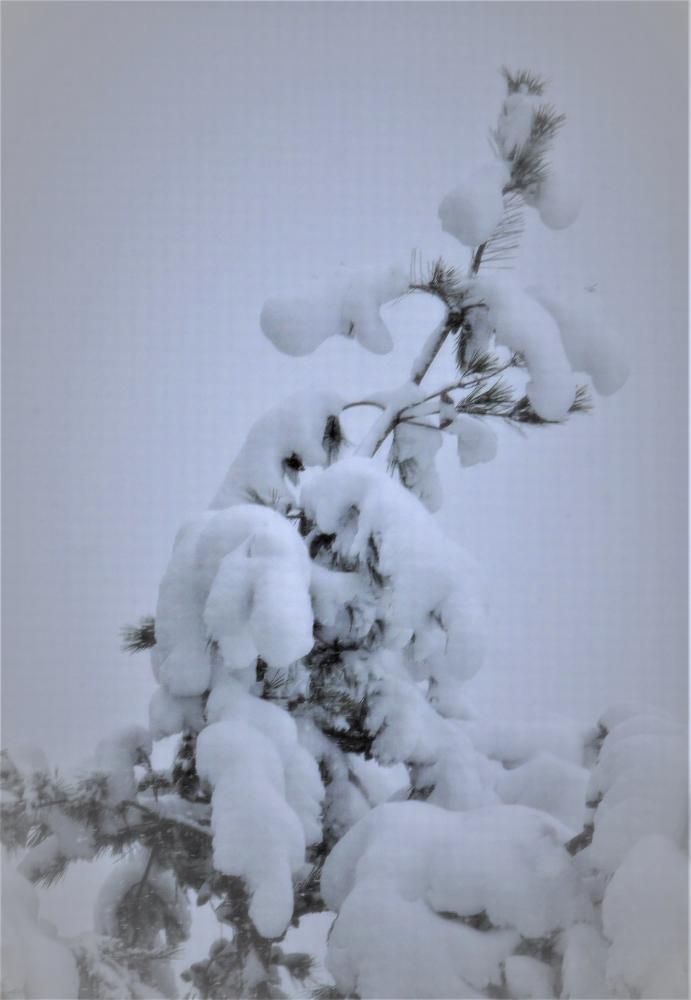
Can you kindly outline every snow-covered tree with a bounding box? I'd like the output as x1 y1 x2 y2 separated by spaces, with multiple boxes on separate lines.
2 68 687 1000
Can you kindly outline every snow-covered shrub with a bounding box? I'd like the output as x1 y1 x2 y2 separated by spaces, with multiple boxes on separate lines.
2 66 684 1000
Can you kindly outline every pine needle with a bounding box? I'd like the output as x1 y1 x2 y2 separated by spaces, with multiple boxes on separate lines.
501 66 547 96
477 193 525 269
121 617 156 653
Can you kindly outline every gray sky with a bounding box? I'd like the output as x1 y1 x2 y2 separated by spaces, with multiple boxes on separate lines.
3 1 688 774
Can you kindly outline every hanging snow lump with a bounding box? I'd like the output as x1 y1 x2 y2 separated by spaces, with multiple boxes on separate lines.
535 166 581 229
154 504 314 696
210 389 345 510
301 457 487 686
529 285 629 396
449 414 499 467
260 265 408 357
467 275 577 420
438 160 510 248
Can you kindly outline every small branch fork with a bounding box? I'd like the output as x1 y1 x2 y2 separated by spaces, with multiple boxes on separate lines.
361 240 492 457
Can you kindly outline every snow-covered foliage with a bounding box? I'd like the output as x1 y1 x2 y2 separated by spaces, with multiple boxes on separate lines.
322 801 589 998
439 74 583 252
463 274 578 420
153 504 315 697
1 857 80 999
196 681 324 938
210 390 345 511
586 706 687 874
1 67 680 1000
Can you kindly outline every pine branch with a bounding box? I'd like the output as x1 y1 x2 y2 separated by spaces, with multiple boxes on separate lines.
502 103 566 194
121 617 156 653
505 385 592 425
409 258 467 308
457 378 516 415
501 66 547 96
476 193 525 269
244 486 286 510
128 846 158 947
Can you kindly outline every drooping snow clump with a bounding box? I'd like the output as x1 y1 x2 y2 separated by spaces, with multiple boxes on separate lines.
531 164 581 230
321 801 590 999
464 274 577 420
565 706 689 999
438 160 510 248
260 266 408 356
210 390 345 510
586 707 687 874
153 504 314 699
448 414 499 467
529 285 629 396
196 680 324 938
302 457 487 689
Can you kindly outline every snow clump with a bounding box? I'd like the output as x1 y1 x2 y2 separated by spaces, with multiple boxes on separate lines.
153 504 314 700
260 266 408 357
463 274 577 420
529 285 629 396
438 160 510 248
321 801 590 998
302 457 487 688
197 679 324 938
210 390 345 511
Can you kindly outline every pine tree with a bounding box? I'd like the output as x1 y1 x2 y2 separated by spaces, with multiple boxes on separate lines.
2 68 687 1000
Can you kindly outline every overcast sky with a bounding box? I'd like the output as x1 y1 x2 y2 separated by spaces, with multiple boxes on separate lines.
3 1 688 779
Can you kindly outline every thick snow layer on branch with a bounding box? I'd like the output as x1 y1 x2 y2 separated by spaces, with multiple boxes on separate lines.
302 458 486 686
261 266 408 356
497 751 589 832
365 669 498 809
328 886 518 999
466 275 577 419
438 160 510 248
322 801 589 997
602 835 688 998
465 716 589 768
207 678 324 846
197 688 324 938
529 285 629 396
210 390 344 510
586 708 687 874
1 857 80 1000
154 504 314 696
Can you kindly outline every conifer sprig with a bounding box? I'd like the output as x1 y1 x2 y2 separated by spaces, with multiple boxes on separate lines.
121 617 156 654
501 67 547 96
